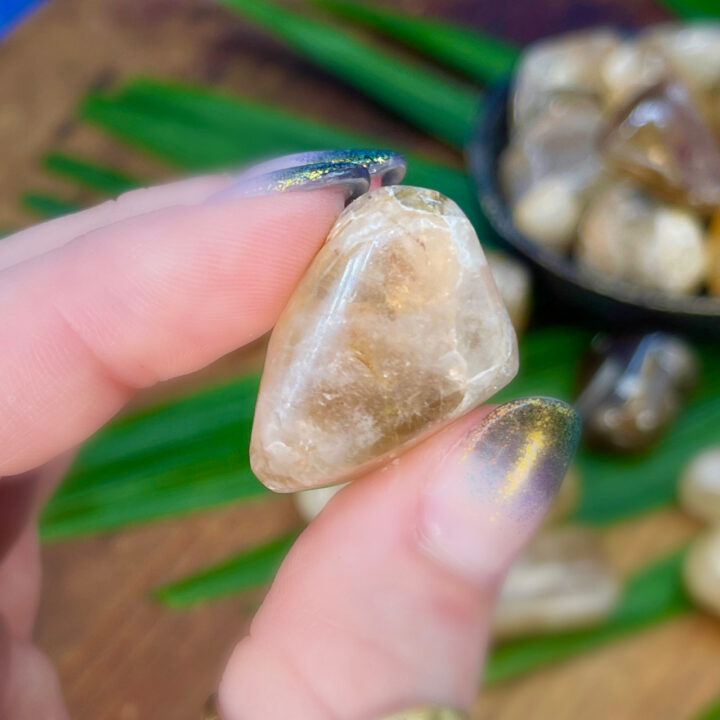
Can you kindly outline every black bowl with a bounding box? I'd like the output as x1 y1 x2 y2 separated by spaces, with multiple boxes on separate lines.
466 80 720 337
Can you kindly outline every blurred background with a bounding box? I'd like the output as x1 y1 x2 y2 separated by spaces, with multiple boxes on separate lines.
3 0 720 719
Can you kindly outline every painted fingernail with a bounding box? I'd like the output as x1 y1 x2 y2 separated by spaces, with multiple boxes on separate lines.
241 148 406 186
212 161 371 204
419 398 581 584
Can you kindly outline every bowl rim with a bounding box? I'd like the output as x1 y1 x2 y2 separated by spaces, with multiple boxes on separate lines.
466 79 720 320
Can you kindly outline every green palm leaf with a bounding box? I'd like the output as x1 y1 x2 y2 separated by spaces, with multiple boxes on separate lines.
659 0 720 18
215 0 478 147
38 321 720 540
82 93 247 171
156 536 691 687
696 695 720 720
485 547 691 684
42 470 265 541
315 0 518 82
44 152 138 195
40 373 267 540
105 77 361 152
154 532 299 607
80 78 483 225
22 192 81 218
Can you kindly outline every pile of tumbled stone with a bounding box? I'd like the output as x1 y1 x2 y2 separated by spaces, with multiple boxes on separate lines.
502 24 720 297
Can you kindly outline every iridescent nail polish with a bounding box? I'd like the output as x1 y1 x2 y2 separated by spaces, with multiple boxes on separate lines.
214 160 371 204
214 148 407 205
419 398 580 583
463 397 581 522
242 148 406 186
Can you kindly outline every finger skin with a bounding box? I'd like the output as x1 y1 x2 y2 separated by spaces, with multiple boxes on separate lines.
0 459 77 716
0 596 69 720
0 189 344 476
219 401 578 720
0 174 231 272
0 528 40 641
3 635 69 720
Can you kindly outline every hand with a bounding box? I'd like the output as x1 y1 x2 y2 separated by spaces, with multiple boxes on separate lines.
0 161 578 720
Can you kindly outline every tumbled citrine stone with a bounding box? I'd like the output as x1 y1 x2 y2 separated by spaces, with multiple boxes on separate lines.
250 186 518 491
602 80 720 215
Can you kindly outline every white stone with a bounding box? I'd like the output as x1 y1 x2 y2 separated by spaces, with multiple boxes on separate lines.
513 177 582 252
646 23 720 92
486 251 532 335
679 446 720 525
577 182 707 294
600 40 667 109
251 186 518 492
493 526 619 638
684 527 720 617
512 28 620 128
293 483 347 523
501 97 605 207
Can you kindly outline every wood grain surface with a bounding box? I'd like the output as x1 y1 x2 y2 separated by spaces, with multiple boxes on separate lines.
3 0 720 718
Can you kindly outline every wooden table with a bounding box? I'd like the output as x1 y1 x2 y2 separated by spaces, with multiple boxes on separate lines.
3 0 720 718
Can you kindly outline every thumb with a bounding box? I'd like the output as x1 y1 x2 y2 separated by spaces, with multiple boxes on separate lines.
218 397 580 720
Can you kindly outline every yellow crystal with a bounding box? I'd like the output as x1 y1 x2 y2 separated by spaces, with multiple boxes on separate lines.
250 186 518 491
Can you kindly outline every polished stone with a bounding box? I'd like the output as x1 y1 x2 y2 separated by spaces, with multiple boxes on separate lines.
511 28 620 129
577 181 707 295
486 251 532 336
493 526 619 638
599 38 668 110
643 23 720 94
511 177 583 253
575 332 698 453
598 25 720 110
502 95 605 204
501 97 604 251
293 483 347 523
251 186 518 492
602 80 720 215
679 447 720 525
684 527 720 617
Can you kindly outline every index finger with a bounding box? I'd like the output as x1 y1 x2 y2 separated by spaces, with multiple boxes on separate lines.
0 183 348 476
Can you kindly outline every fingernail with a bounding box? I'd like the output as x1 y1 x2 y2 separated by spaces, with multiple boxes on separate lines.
418 398 581 585
210 148 406 204
211 161 371 204
241 148 406 186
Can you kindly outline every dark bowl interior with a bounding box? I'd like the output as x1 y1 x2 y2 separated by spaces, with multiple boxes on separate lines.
466 80 720 338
